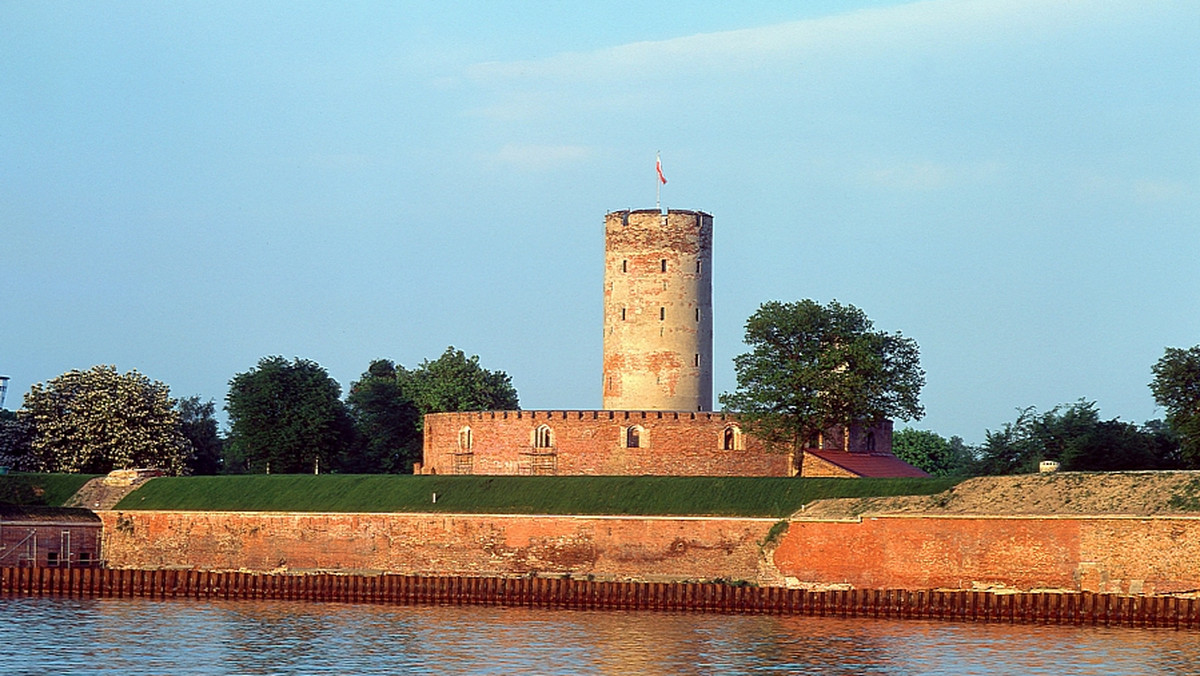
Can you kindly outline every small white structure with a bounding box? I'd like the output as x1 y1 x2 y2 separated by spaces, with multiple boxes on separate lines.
1039 460 1061 473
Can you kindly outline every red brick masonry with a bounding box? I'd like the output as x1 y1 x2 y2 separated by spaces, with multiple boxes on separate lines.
99 511 778 582
100 511 1200 594
774 514 1200 594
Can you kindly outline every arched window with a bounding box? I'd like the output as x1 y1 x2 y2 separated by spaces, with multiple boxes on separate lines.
625 425 646 449
534 425 554 449
722 425 742 451
458 427 473 450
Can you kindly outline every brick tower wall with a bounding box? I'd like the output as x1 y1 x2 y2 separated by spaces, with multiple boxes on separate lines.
602 209 713 411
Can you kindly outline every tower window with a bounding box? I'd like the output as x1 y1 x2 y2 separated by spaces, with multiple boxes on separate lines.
659 307 665 321
621 307 626 321
696 260 702 273
660 259 667 272
626 426 641 448
695 308 700 322
622 260 627 272
694 353 700 366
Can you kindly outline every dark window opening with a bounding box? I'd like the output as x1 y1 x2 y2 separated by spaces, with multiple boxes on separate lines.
622 259 627 272
659 307 665 320
660 259 667 272
78 552 92 566
47 552 60 568
626 427 640 448
694 353 700 366
723 427 736 450
621 307 626 321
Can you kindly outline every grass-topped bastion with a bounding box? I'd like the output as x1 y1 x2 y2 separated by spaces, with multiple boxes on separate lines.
103 475 960 517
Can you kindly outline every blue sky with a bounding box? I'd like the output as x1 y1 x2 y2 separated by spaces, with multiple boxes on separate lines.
3 1 1197 444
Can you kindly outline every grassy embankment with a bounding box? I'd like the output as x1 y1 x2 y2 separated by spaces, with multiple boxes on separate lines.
0 473 100 507
112 474 960 518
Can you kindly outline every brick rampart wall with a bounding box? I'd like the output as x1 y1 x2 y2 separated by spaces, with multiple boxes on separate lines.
773 515 1200 594
99 511 780 583
422 410 891 477
98 511 1200 594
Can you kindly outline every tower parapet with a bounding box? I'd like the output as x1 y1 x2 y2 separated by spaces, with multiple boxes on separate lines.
602 209 713 411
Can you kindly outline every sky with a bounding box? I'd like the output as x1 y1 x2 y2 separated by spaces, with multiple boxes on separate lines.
2 1 1197 444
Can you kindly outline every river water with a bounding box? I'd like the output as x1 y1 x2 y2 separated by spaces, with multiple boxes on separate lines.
2 596 1198 675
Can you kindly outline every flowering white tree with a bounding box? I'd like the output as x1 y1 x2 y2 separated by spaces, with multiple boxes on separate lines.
20 365 188 474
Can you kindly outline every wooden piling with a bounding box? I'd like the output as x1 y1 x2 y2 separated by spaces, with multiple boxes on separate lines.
1 566 1196 629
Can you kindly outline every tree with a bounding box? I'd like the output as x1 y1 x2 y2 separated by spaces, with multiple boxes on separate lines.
177 396 224 475
892 429 974 477
0 409 34 471
18 365 188 474
225 356 353 474
397 346 519 418
973 400 1184 474
719 300 925 456
344 360 421 473
1151 346 1200 464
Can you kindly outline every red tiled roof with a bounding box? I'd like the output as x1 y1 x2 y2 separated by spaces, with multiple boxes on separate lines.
805 449 930 478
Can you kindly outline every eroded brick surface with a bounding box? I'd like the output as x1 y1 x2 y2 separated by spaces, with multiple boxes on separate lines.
773 515 1200 593
99 511 778 582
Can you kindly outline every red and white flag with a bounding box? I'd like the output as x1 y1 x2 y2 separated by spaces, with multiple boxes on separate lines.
656 154 667 184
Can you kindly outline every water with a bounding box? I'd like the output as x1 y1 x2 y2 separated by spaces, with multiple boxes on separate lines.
2 596 1198 675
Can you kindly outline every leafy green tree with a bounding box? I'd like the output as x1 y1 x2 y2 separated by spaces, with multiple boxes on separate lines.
225 356 353 474
398 346 519 419
344 360 421 473
177 396 224 475
892 429 974 477
19 365 188 474
1151 346 1200 463
0 409 33 470
973 400 1184 474
719 299 925 455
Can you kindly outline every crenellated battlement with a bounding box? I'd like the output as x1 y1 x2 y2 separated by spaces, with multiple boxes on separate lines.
426 410 740 422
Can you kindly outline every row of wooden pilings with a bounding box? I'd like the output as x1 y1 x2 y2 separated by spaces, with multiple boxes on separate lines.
3 567 1198 629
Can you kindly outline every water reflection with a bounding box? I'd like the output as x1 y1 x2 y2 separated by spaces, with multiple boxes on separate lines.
2 596 1197 675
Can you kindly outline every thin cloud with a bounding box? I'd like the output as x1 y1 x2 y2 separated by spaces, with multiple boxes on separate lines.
465 0 1115 85
865 160 1004 191
485 144 593 171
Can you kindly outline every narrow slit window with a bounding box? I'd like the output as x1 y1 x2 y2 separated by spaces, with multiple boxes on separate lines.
695 308 700 322
694 353 700 366
659 307 665 321
696 260 702 273
622 260 628 272
660 259 667 272
621 307 626 321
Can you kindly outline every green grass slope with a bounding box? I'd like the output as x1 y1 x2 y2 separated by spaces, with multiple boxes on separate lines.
0 473 101 506
115 475 960 518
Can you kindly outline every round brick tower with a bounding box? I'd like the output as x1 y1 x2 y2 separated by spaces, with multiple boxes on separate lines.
602 209 713 411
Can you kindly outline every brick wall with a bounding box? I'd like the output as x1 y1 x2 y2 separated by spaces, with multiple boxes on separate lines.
772 514 1200 594
423 410 792 476
98 510 1200 593
99 511 781 583
422 410 893 477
